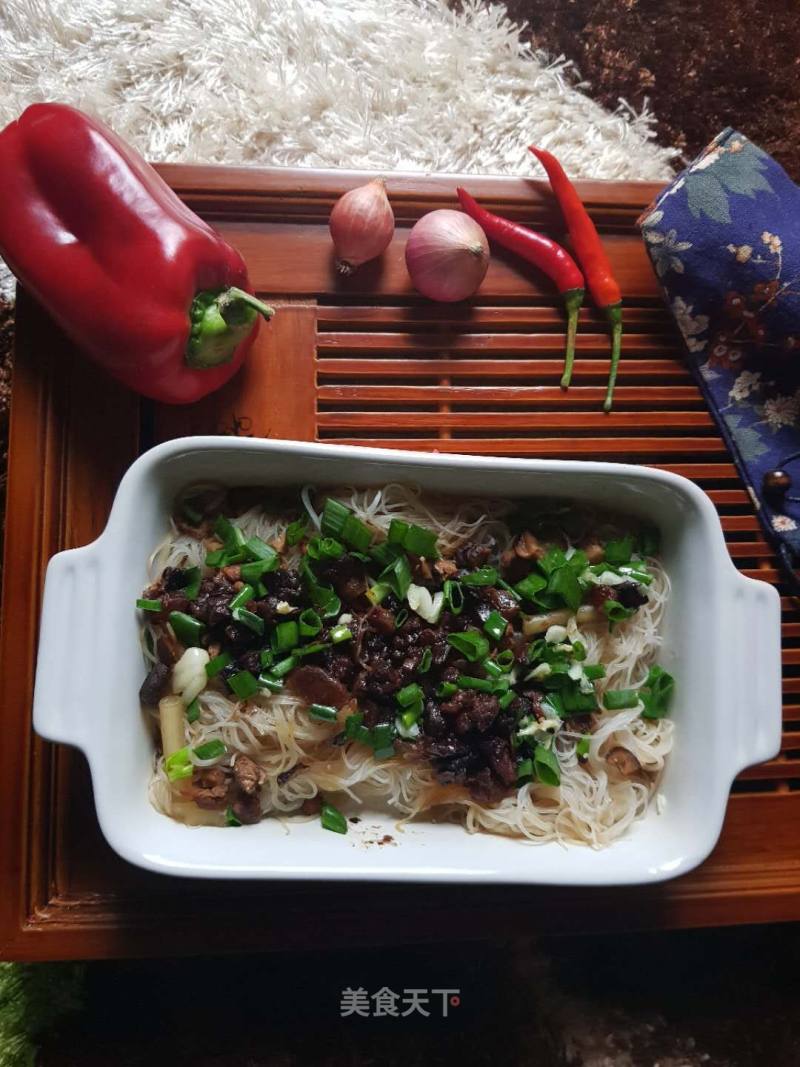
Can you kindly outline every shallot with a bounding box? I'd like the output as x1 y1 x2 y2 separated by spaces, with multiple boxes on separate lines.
405 209 489 302
329 178 395 275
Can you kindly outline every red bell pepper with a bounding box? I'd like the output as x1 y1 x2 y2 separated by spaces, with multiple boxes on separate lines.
0 103 274 404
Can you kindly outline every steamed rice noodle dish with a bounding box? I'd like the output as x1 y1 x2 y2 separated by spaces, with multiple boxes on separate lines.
137 484 675 846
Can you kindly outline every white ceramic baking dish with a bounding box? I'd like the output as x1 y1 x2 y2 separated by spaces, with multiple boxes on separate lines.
33 438 782 884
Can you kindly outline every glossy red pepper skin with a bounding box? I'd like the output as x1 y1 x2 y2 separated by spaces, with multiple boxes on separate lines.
0 103 269 404
456 187 585 388
456 187 583 295
529 145 623 411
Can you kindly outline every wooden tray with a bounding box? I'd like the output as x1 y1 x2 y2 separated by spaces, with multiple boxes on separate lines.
2 166 799 962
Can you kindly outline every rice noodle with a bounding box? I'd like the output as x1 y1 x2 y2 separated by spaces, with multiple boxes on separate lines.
146 484 673 848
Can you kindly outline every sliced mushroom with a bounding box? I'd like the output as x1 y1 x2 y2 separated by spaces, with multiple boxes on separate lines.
581 539 605 564
434 558 458 579
605 746 641 777
515 531 545 560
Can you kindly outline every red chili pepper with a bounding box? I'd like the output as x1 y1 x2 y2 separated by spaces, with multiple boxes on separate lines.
0 104 274 404
457 187 584 388
529 146 623 412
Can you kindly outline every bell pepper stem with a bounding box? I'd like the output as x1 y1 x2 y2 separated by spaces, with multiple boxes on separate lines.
186 287 275 369
560 288 584 390
219 286 275 321
602 302 623 413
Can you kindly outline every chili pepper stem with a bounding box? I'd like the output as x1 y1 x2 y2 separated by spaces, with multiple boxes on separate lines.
560 288 584 390
602 302 623 413
186 287 275 370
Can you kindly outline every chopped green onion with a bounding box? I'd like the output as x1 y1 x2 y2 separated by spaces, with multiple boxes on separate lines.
319 536 345 559
603 600 636 628
394 608 409 628
533 744 561 786
214 515 247 554
495 648 515 670
443 580 464 615
371 723 394 753
330 625 353 644
456 675 495 692
245 536 279 564
498 690 516 710
295 642 331 658
640 665 675 720
496 578 521 601
371 541 401 567
136 598 162 612
514 573 548 601
232 606 265 635
257 673 284 693
228 671 260 700
571 640 587 662
560 686 598 714
419 647 433 673
583 664 606 681
404 700 423 723
344 711 369 742
309 703 338 722
229 584 255 611
538 546 568 576
604 535 634 565
402 523 439 559
193 739 226 761
182 567 202 600
286 516 308 546
388 519 409 544
169 611 205 647
397 682 423 707
367 582 391 606
341 513 373 552
576 736 591 758
483 611 507 642
225 806 242 827
319 594 342 619
270 655 297 678
165 747 193 782
260 648 274 670
299 608 322 637
603 688 640 710
321 802 348 834
186 698 201 723
462 566 498 587
516 757 533 782
320 498 351 538
380 554 412 599
447 630 490 662
436 682 458 699
204 548 227 567
240 557 279 583
547 567 582 611
206 651 233 678
482 659 505 679
274 620 300 651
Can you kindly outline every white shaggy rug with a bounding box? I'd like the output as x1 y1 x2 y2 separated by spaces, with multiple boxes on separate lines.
0 0 676 299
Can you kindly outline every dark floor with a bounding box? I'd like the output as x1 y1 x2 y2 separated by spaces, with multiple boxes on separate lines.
27 925 800 1066
504 0 800 179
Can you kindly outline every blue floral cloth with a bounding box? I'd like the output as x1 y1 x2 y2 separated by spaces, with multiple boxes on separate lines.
638 128 800 581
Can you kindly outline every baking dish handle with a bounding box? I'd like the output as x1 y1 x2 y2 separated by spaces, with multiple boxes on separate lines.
32 545 100 750
727 571 782 778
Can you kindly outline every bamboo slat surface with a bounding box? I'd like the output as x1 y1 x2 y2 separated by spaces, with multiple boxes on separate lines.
1 164 798 962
